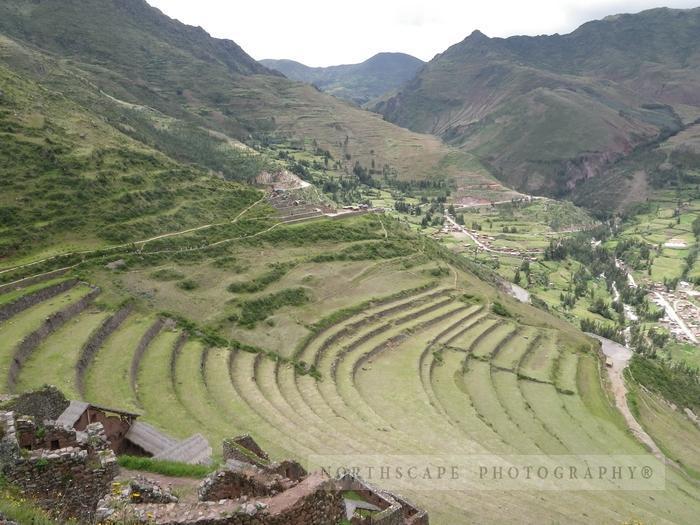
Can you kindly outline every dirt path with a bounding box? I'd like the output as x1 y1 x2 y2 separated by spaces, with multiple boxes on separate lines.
444 214 541 257
444 215 489 251
377 214 388 239
586 334 665 459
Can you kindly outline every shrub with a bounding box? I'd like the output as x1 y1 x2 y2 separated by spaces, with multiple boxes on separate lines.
227 262 295 293
238 287 310 328
491 301 511 317
150 268 185 281
628 355 700 412
431 266 450 277
177 279 199 291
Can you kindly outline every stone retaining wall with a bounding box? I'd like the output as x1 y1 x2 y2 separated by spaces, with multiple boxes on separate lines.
7 287 101 392
130 318 166 396
76 302 134 396
0 279 77 323
0 268 70 295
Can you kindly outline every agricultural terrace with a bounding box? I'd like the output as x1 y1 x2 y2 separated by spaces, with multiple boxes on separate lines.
0 214 698 524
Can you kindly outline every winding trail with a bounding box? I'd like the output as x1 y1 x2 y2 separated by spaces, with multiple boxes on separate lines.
586 334 665 460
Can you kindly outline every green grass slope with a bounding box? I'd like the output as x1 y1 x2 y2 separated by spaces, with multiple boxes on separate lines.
1 218 698 522
0 54 265 264
0 0 511 203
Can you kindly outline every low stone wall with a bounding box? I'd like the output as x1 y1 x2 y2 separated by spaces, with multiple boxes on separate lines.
76 302 134 396
224 435 269 462
6 444 117 522
130 318 166 396
15 416 79 451
0 279 77 323
7 287 101 392
198 466 288 501
270 459 307 481
223 435 270 467
0 267 70 295
338 474 429 525
103 473 344 525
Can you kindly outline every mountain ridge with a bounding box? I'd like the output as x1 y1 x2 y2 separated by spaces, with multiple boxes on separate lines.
375 7 700 205
261 52 424 105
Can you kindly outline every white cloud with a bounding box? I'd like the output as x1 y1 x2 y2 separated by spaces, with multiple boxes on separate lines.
145 0 698 66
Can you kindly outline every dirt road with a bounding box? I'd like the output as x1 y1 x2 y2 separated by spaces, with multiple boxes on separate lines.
586 334 664 459
653 292 698 344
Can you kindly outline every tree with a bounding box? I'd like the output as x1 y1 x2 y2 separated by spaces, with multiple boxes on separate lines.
513 269 521 285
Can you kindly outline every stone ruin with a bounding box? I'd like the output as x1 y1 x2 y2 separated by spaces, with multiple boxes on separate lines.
337 474 429 525
0 390 428 524
0 411 118 522
97 435 429 525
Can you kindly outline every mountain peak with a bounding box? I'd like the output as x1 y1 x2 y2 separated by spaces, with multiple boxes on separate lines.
468 29 489 39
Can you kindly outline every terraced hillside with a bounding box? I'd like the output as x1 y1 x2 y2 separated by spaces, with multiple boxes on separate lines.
1 223 698 522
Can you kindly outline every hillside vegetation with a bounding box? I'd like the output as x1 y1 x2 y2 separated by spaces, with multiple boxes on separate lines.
0 55 264 264
0 0 513 208
375 8 700 205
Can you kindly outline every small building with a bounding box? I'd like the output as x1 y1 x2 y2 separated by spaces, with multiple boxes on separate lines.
56 400 212 464
56 401 137 454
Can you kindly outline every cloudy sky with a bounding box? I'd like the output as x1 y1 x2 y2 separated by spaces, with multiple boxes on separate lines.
146 1 698 66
